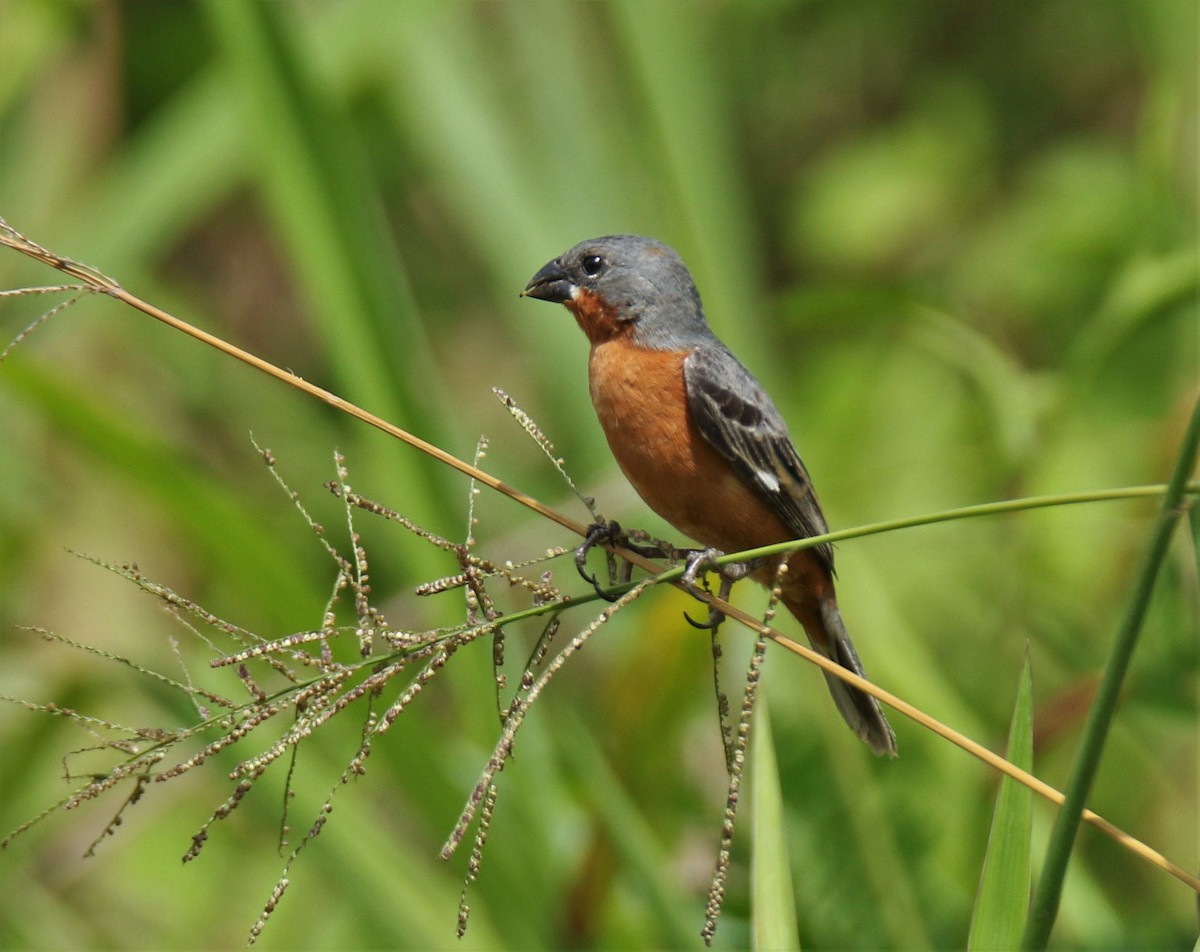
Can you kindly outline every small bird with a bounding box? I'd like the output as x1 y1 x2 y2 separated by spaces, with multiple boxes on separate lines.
522 235 896 756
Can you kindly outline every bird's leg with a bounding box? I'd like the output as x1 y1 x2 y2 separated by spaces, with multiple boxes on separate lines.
680 549 763 631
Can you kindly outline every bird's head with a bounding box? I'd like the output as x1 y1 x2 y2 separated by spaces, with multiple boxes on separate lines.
522 235 711 348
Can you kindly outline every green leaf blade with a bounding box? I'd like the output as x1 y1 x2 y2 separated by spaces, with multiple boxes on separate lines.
969 647 1034 950
752 695 801 952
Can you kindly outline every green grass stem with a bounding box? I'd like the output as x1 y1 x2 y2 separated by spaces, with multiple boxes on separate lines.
1021 394 1200 949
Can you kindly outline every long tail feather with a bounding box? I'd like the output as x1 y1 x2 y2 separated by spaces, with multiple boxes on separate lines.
783 590 897 757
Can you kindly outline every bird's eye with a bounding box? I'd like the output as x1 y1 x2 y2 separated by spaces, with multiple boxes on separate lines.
581 254 604 277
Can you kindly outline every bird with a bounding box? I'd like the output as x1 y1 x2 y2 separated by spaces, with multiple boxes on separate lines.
521 235 897 756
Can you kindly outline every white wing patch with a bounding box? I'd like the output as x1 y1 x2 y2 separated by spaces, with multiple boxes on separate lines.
754 468 780 493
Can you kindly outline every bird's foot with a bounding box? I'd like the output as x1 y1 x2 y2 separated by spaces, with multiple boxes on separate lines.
575 519 673 601
680 549 762 630
575 519 621 600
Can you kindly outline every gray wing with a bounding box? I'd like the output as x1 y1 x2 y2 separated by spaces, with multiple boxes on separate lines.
684 345 834 572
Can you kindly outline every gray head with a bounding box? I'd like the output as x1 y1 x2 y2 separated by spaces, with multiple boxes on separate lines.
522 235 715 349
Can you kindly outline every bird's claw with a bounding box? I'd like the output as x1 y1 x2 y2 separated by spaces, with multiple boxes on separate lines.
683 609 720 630
679 549 761 631
576 520 678 601
575 520 622 601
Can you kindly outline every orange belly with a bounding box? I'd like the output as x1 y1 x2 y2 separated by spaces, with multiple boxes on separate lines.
587 340 793 555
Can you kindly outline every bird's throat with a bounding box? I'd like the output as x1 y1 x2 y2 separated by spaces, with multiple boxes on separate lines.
566 287 632 345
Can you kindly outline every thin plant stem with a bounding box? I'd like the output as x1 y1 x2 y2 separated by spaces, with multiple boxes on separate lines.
650 483 1199 578
1021 392 1200 950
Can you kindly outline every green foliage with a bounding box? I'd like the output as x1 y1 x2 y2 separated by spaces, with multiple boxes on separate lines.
1 1 1195 949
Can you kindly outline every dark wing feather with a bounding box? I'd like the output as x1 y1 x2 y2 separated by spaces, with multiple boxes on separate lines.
684 345 834 572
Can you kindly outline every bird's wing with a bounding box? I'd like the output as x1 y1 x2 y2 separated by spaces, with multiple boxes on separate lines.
684 344 834 572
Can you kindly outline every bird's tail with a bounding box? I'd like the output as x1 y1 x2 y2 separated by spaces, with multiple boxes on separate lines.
782 589 898 757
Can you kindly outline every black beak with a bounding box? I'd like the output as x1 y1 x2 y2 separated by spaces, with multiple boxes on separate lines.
521 257 574 303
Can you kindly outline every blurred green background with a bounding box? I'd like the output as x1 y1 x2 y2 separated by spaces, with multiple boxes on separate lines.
1 1 1196 948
